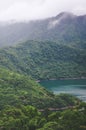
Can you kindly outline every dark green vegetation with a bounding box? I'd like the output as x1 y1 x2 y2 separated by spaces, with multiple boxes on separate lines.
0 102 86 130
0 12 86 79
0 68 82 130
0 68 85 130
0 40 86 79
0 68 79 110
0 12 86 129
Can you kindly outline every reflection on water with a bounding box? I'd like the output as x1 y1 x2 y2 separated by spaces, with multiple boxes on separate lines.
40 79 86 102
53 85 86 102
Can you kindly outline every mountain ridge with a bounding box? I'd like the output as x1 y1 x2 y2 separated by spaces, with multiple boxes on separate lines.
0 12 86 47
0 40 86 79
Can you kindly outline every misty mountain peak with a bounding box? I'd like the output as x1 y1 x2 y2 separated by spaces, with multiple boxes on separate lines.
0 12 86 47
56 12 76 19
48 12 76 29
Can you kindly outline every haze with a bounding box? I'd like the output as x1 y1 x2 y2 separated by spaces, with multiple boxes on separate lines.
0 0 86 22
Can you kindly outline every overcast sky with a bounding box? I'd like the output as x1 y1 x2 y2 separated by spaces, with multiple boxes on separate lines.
0 0 86 22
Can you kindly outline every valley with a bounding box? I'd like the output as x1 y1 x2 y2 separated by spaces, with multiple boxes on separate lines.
0 12 86 130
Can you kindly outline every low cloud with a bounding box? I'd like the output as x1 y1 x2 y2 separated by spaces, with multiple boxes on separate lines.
72 6 86 15
0 0 86 22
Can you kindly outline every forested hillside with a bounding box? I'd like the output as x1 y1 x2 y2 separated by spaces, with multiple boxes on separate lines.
0 68 79 110
0 40 86 79
0 11 86 130
0 67 84 130
0 102 86 130
0 12 86 47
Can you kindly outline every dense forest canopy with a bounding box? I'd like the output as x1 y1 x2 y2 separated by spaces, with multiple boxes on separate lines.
0 68 79 110
0 102 86 130
0 12 86 130
0 40 86 79
0 67 83 130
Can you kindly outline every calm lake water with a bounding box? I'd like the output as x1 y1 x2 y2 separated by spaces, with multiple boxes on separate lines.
40 79 86 102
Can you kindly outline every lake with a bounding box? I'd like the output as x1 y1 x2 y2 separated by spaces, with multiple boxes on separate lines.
40 79 86 102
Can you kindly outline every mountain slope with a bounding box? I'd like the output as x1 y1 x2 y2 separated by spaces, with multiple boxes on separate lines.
0 68 78 109
0 12 86 48
0 40 86 79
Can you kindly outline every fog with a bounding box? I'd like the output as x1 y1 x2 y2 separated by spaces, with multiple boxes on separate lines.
0 0 86 22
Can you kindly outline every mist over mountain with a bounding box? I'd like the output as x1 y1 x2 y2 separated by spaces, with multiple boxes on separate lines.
0 12 86 79
0 7 86 129
0 12 86 47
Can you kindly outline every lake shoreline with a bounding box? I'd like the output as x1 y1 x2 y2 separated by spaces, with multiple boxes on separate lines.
39 78 86 102
36 77 86 82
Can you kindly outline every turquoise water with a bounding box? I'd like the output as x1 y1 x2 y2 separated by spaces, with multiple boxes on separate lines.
40 79 86 101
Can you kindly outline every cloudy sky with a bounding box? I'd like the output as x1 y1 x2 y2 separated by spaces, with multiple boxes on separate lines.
0 0 86 22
